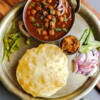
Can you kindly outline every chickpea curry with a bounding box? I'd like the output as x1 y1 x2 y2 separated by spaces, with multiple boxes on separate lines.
24 0 73 41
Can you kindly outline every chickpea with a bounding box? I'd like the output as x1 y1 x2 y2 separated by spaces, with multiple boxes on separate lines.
47 15 52 20
29 16 33 21
63 14 67 18
44 35 49 40
42 0 46 3
48 5 53 9
43 11 48 16
50 21 55 28
28 6 32 9
42 30 47 35
44 18 49 22
56 11 61 16
45 22 49 28
37 28 41 31
49 30 54 36
62 24 66 28
44 5 48 9
52 10 55 15
57 22 60 25
47 0 52 3
31 9 36 15
59 16 64 22
27 11 30 15
36 6 42 11
55 35 58 38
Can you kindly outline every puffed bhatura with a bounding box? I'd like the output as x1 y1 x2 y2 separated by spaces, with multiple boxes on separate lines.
16 44 68 97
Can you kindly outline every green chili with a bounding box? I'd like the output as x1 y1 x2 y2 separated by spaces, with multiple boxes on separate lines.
2 33 21 62
56 28 61 32
80 29 89 46
84 29 92 45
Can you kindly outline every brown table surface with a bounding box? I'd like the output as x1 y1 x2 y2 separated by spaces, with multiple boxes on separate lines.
0 0 100 90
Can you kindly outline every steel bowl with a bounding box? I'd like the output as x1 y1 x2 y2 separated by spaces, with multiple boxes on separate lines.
23 0 80 42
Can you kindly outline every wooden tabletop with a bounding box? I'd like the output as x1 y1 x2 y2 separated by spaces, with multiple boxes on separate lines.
0 0 23 20
0 0 100 90
0 0 100 20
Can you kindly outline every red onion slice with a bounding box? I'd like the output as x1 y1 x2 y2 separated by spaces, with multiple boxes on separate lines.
74 49 99 76
57 0 67 15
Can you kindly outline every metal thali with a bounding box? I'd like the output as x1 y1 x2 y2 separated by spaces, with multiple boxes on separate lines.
0 1 100 100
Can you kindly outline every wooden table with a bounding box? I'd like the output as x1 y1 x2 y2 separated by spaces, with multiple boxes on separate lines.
0 0 23 20
0 0 100 90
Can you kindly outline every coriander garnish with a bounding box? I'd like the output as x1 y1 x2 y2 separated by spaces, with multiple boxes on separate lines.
41 24 44 30
37 30 41 35
62 28 67 32
63 17 67 21
80 29 89 46
50 9 52 14
56 28 61 32
40 16 43 20
32 17 35 22
53 18 56 23
42 2 47 5
30 3 35 7
34 23 39 27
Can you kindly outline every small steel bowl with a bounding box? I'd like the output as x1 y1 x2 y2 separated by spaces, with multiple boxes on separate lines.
23 0 80 43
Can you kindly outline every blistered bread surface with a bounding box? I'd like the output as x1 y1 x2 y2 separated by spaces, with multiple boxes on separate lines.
16 44 68 97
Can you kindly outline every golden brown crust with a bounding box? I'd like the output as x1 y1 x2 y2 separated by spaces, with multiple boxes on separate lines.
61 35 80 54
